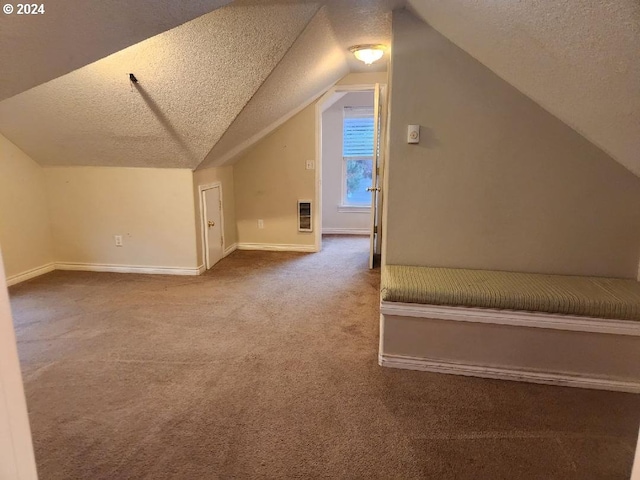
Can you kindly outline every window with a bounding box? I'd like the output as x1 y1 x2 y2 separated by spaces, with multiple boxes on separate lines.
342 106 374 207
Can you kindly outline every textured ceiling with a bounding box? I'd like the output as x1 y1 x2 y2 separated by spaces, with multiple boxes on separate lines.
407 0 640 177
199 0 403 168
0 2 319 168
2 0 634 174
0 0 399 169
199 6 349 168
0 0 231 101
324 0 403 74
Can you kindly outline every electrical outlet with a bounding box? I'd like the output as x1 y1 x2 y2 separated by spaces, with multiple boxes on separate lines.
257 219 264 229
114 235 123 247
305 160 315 170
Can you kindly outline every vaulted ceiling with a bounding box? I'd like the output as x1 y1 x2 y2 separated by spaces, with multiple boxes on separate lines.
0 0 232 101
0 0 399 170
200 0 402 168
0 0 637 176
407 0 640 177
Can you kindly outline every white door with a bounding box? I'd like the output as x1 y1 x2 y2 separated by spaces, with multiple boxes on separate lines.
368 83 382 269
203 186 223 269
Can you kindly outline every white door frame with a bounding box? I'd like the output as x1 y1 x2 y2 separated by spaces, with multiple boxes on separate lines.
198 182 225 269
632 427 640 479
315 83 387 253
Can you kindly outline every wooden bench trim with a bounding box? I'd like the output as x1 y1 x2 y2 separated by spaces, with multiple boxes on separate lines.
378 353 640 394
380 301 640 337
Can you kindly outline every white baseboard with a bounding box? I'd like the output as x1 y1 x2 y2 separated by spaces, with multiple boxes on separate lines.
236 243 316 253
379 353 640 394
55 262 202 276
322 228 370 235
6 263 56 286
6 261 212 284
380 301 640 337
224 243 238 257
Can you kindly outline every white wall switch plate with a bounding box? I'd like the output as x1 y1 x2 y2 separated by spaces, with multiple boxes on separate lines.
114 235 123 247
305 160 315 170
257 219 264 229
407 124 420 144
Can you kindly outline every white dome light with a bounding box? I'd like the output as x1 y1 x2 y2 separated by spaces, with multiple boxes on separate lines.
349 45 386 65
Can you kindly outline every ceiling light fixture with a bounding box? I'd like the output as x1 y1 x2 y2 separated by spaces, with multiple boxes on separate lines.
349 44 386 65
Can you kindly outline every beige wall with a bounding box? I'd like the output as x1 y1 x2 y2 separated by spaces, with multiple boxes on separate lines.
381 313 640 383
322 91 373 232
0 134 54 280
232 72 389 248
337 72 388 86
384 10 640 278
233 103 316 247
45 167 198 269
193 165 237 264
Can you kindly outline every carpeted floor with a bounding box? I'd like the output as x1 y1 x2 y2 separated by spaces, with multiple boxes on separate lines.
9 236 640 479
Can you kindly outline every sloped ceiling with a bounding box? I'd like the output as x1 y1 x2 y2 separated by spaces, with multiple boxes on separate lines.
0 0 399 170
407 0 640 177
199 6 349 169
200 0 403 169
0 1 320 169
0 0 232 101
1 0 635 174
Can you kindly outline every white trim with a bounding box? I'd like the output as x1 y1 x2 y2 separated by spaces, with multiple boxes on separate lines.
322 84 378 95
6 263 55 286
337 205 371 214
315 83 388 257
224 243 237 257
319 91 347 112
55 263 201 276
380 301 640 337
315 91 325 254
322 228 370 235
632 427 640 480
5 262 204 283
236 243 317 253
378 353 640 394
199 182 225 270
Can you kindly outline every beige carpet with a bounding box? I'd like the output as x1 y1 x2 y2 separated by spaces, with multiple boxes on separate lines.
9 236 640 479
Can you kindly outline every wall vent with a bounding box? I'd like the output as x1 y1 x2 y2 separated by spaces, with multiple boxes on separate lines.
298 200 312 232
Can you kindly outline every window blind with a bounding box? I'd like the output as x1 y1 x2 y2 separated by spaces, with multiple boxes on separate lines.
343 107 374 157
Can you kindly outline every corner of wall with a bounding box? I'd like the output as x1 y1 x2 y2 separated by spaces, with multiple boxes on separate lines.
232 103 317 249
0 134 54 281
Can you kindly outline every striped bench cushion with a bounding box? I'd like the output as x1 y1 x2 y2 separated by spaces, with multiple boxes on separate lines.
381 265 640 321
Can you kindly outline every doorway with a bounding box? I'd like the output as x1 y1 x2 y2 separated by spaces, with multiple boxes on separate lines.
200 183 224 269
316 83 387 269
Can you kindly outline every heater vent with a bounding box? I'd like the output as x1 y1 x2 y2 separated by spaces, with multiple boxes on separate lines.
298 200 312 232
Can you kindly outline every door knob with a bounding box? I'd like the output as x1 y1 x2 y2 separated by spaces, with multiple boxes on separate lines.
208 220 215 227
366 186 380 192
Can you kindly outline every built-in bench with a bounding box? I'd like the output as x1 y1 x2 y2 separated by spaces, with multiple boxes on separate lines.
379 265 640 393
